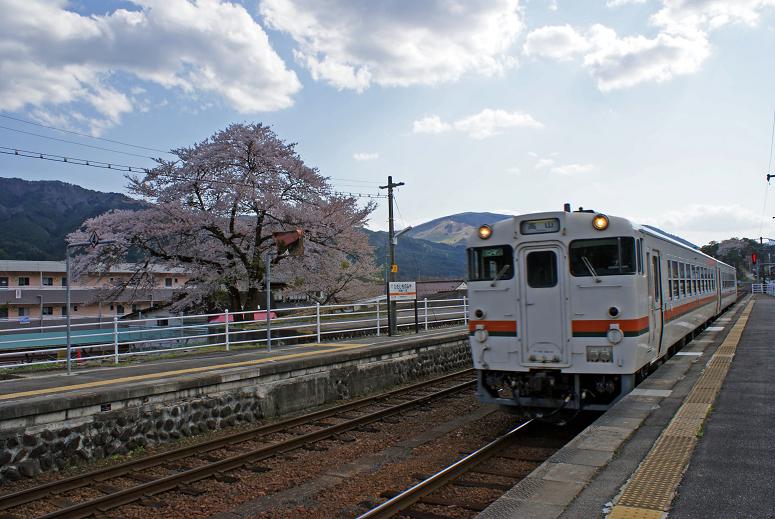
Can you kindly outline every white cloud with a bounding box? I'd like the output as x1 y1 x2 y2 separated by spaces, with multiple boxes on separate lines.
582 25 710 91
259 0 523 91
525 1 775 91
550 163 595 175
353 152 379 161
523 25 590 61
413 109 542 140
534 158 555 170
0 0 301 133
524 23 709 91
645 204 761 233
606 0 647 7
652 0 775 33
413 116 452 135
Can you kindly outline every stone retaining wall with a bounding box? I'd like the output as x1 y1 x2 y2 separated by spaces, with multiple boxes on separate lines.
0 335 469 483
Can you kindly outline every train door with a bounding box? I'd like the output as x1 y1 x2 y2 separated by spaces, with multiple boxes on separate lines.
647 251 664 356
518 245 567 365
715 266 722 313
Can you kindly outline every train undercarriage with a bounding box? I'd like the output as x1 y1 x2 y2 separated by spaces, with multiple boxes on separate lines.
477 369 637 413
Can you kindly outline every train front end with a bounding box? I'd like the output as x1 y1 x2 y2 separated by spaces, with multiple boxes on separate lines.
467 210 646 413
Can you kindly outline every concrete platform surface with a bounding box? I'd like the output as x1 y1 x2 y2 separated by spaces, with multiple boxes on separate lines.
669 296 775 519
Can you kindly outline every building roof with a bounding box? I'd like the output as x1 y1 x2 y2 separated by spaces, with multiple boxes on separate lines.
0 260 188 275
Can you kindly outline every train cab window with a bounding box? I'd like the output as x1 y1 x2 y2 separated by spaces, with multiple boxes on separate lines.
467 246 514 282
527 250 558 288
569 237 636 277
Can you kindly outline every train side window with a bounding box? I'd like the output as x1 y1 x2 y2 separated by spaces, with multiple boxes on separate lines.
671 261 679 299
636 239 643 274
467 246 514 282
527 250 558 288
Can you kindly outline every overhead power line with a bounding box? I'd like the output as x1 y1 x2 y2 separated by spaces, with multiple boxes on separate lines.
0 124 157 159
0 146 387 199
0 113 173 154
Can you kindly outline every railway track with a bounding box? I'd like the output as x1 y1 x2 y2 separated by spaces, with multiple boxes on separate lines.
356 414 597 519
0 369 475 519
358 420 535 519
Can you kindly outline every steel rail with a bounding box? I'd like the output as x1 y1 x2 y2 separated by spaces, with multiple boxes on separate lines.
0 369 474 512
356 419 535 519
39 379 475 519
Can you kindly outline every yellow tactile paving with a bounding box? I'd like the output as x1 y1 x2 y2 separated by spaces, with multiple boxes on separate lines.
0 342 369 401
608 505 665 519
609 299 753 518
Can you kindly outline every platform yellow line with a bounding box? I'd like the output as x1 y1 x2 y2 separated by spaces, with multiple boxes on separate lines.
0 343 368 401
608 299 754 519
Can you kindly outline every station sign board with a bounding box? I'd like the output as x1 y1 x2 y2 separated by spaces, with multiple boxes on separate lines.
389 281 417 301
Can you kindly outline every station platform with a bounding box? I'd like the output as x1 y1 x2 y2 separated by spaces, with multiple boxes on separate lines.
0 327 464 405
0 326 470 483
481 295 774 519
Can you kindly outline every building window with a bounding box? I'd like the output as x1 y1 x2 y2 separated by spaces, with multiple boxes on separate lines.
132 304 139 313
0 307 8 319
18 307 26 317
42 277 54 286
116 304 125 315
61 277 68 287
73 305 78 312
165 277 173 287
0 277 8 288
42 307 53 316
18 277 30 286
61 306 68 316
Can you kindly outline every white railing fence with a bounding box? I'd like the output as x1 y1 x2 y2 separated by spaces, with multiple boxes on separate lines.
752 282 775 296
0 297 468 371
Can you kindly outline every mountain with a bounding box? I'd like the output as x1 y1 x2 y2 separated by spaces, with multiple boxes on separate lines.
0 178 492 279
364 229 467 280
406 212 510 245
0 177 144 260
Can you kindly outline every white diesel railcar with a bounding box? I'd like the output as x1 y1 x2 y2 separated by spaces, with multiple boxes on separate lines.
466 208 737 412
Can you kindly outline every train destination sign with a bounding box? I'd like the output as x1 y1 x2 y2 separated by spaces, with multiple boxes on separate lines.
520 218 560 235
389 281 417 301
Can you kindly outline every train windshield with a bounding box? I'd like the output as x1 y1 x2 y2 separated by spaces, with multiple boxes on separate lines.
569 238 636 277
468 245 514 281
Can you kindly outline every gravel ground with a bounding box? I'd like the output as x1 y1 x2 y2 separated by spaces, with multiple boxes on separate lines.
105 391 487 519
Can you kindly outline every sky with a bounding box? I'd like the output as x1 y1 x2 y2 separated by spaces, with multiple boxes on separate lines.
1 0 774 246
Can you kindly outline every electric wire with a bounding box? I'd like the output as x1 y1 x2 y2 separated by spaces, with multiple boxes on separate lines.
0 124 157 159
0 146 386 199
759 110 775 237
0 113 173 154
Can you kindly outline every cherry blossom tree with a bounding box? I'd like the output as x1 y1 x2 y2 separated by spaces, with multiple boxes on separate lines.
68 123 379 315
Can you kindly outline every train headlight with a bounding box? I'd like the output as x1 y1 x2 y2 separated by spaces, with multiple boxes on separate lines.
474 326 489 343
587 346 613 363
478 225 493 240
606 325 623 345
592 214 609 231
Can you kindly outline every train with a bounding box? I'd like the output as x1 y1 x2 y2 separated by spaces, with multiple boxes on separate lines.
465 206 736 414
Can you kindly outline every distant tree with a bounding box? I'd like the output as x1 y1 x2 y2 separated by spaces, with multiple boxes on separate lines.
68 123 379 314
700 240 719 258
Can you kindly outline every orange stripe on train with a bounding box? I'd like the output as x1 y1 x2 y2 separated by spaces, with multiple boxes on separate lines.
468 320 517 333
571 316 649 333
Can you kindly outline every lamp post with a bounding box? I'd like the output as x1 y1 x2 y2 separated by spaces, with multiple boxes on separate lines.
65 233 115 375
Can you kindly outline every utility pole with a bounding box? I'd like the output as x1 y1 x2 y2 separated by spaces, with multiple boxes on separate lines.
380 176 404 336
